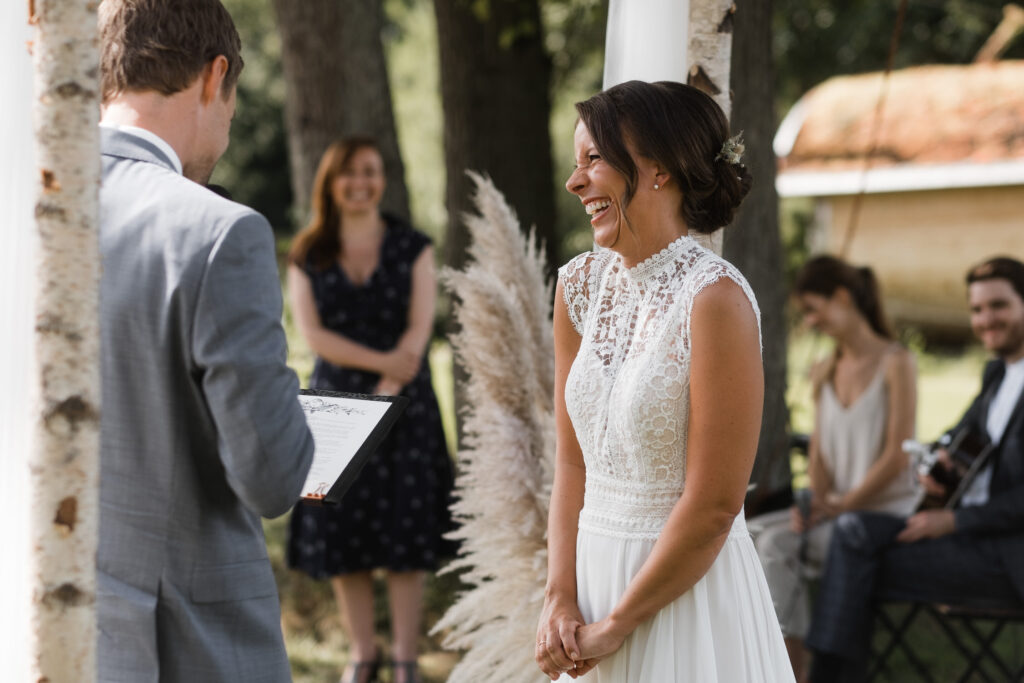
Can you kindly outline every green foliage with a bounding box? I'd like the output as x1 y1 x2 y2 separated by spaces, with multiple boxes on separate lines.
543 0 607 260
498 19 540 49
773 0 1023 114
543 0 606 89
384 0 447 243
213 0 292 232
470 0 490 24
779 197 815 296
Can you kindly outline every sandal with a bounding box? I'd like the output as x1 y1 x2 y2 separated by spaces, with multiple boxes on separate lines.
341 658 381 683
391 659 422 683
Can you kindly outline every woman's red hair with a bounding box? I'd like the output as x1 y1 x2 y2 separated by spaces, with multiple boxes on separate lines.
288 136 381 270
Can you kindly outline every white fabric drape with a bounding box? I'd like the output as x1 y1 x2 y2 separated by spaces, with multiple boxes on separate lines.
602 0 691 89
0 3 36 680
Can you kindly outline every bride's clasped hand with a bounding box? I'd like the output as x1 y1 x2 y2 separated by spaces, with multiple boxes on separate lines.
536 602 630 680
535 595 585 679
536 614 622 679
573 618 629 673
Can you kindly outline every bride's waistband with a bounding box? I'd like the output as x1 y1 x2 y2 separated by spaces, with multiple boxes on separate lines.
578 476 749 541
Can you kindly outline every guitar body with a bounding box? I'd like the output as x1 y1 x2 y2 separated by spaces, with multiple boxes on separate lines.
917 428 994 511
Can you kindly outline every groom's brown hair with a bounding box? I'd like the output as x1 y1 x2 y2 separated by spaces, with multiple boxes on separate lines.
99 0 243 104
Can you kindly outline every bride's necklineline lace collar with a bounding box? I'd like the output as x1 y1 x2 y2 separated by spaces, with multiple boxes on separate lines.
621 233 701 284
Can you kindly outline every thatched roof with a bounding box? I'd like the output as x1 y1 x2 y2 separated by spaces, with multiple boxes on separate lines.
775 61 1024 196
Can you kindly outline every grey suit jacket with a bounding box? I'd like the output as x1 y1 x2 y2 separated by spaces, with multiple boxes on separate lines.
97 128 314 682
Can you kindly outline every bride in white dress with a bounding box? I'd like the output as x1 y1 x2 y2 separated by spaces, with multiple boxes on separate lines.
535 81 795 682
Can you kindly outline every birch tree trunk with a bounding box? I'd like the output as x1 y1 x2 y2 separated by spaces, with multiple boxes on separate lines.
28 1 102 681
686 0 735 255
0 3 38 680
272 0 410 223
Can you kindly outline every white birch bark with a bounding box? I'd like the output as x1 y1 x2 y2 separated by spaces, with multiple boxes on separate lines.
686 0 735 254
602 0 735 255
28 1 102 681
0 3 38 680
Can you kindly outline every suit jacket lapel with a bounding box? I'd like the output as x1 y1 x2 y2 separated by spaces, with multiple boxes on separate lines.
1001 369 1024 443
977 360 1006 439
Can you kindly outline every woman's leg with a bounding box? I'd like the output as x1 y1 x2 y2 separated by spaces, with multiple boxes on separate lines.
330 576 351 638
334 572 378 680
752 509 819 681
386 571 425 683
785 637 808 682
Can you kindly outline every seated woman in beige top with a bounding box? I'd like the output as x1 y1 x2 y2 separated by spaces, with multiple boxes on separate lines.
750 255 918 682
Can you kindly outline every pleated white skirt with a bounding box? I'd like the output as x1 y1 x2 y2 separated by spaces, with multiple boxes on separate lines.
566 516 796 682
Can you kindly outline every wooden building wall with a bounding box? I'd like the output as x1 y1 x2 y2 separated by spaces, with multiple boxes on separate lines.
815 185 1024 339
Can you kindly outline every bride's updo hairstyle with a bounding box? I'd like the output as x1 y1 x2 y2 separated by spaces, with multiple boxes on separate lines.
575 80 752 234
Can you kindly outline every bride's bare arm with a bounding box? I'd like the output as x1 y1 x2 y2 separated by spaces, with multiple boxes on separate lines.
536 279 588 680
574 277 764 664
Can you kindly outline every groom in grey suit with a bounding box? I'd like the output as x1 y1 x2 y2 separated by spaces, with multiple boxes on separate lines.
96 1 314 680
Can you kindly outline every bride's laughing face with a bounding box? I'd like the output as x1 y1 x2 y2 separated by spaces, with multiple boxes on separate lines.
566 121 628 249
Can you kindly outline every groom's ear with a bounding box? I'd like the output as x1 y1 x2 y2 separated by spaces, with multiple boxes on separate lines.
199 56 230 105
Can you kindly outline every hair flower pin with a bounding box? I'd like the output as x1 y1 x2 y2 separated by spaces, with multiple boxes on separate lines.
715 132 745 166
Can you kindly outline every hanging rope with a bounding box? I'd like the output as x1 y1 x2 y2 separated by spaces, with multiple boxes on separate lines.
839 0 909 257
782 0 911 497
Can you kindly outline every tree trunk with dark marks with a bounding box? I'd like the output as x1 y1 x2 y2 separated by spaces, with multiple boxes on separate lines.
2 5 37 680
723 0 792 507
687 0 737 255
433 0 558 445
273 0 410 223
28 0 102 680
432 0 558 275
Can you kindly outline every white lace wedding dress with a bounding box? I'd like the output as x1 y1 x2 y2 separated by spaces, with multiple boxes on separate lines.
558 235 794 682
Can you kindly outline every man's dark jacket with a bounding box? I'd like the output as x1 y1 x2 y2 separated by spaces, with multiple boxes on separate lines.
949 359 1024 599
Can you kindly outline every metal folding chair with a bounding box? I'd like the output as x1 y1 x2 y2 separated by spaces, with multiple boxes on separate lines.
869 600 1024 682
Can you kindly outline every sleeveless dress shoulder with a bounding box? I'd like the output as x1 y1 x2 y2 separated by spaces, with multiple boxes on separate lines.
558 235 793 682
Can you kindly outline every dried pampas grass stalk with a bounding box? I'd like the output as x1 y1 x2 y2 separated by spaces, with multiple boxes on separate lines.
431 172 555 683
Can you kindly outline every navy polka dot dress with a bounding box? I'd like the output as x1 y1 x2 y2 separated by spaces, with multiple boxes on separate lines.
287 216 456 576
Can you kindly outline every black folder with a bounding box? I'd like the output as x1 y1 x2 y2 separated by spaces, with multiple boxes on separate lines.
298 389 409 505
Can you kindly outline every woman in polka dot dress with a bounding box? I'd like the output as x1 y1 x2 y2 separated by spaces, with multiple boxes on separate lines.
286 137 455 683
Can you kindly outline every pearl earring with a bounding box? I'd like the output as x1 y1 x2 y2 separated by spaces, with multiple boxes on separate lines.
653 184 660 190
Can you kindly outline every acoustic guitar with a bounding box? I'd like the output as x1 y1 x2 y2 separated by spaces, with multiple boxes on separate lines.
903 427 994 510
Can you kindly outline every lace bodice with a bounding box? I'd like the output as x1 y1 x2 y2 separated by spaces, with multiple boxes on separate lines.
559 235 761 540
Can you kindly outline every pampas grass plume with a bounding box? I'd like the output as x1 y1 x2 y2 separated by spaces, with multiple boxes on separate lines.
432 173 555 683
